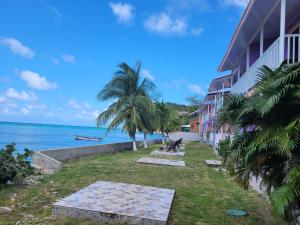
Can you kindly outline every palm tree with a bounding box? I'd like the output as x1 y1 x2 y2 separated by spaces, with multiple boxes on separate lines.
138 109 158 148
155 102 181 143
217 62 300 220
97 62 156 151
155 102 172 143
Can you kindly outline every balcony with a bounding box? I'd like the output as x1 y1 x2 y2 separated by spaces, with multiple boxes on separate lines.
231 33 300 94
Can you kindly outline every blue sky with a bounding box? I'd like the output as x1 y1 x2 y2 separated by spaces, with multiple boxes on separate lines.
0 0 248 126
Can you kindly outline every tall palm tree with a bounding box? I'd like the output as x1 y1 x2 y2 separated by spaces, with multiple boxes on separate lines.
97 62 156 151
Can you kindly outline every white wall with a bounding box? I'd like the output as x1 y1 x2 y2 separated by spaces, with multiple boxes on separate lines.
169 132 201 142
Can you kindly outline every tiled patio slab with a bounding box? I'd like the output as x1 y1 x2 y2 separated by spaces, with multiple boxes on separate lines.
205 160 222 167
53 181 175 225
151 150 185 157
137 157 185 167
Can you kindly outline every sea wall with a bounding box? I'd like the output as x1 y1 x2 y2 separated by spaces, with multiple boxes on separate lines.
32 139 161 173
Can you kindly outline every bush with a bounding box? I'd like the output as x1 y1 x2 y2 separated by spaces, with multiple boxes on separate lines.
217 137 231 158
0 143 33 184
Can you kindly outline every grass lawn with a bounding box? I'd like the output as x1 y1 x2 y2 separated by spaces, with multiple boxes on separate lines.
0 142 289 225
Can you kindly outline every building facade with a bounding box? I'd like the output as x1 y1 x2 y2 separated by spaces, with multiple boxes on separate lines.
190 75 231 147
219 0 300 94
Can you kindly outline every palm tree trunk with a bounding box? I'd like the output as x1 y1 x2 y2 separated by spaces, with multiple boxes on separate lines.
132 136 137 151
143 133 148 148
161 132 165 144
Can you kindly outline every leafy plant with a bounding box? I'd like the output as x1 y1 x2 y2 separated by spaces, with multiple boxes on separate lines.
0 143 33 184
217 62 300 221
216 136 231 158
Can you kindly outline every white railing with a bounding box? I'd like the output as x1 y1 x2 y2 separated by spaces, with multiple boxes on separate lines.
286 34 300 64
231 38 280 93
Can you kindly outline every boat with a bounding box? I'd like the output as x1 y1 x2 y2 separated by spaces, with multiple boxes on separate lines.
74 135 102 141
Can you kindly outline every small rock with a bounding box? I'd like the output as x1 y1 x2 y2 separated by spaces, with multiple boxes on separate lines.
15 221 22 225
0 206 12 212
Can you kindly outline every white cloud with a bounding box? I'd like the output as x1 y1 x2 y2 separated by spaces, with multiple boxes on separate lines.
76 109 100 121
40 0 63 19
222 0 249 8
0 96 6 103
5 88 37 101
0 37 35 59
144 13 188 36
45 111 55 117
110 2 134 24
164 78 186 89
27 104 47 110
21 107 30 115
188 83 206 95
191 26 204 36
68 99 100 121
18 70 58 90
0 76 11 83
166 0 211 14
61 54 75 63
68 99 82 109
141 69 155 81
52 58 60 64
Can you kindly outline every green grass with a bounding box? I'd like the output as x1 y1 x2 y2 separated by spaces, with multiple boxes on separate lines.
0 142 289 225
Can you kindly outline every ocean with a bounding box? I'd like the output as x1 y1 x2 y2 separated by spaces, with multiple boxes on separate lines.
0 121 161 154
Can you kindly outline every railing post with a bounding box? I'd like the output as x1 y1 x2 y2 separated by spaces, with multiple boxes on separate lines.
298 27 300 62
260 26 264 56
246 46 250 70
279 0 286 63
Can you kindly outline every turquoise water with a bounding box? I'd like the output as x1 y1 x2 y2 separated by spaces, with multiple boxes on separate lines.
0 121 161 154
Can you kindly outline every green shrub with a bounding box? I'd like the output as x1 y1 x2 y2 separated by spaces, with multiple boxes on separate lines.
0 143 33 184
217 137 231 158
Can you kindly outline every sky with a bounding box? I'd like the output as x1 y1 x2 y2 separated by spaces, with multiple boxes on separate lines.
0 0 249 126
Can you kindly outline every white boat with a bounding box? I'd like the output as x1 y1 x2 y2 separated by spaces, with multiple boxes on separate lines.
74 135 102 141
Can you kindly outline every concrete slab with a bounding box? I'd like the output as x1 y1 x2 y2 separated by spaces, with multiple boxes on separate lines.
53 181 175 225
205 160 222 167
151 150 185 157
137 157 185 167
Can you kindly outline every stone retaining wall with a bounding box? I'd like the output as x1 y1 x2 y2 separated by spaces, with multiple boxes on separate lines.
32 139 161 173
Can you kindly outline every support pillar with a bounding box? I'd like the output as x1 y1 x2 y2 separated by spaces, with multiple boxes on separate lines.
279 0 286 63
260 26 264 56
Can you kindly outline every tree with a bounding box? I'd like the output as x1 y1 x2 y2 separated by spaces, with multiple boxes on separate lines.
138 109 159 148
155 101 181 143
97 62 155 151
217 62 300 221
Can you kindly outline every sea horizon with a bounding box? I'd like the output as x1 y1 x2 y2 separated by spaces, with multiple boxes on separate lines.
0 121 161 154
0 120 103 130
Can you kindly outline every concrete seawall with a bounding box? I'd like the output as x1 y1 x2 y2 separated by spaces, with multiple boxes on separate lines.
32 139 162 173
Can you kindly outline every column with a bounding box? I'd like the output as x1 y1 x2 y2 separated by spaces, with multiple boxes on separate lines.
246 46 250 70
279 0 286 63
260 26 264 56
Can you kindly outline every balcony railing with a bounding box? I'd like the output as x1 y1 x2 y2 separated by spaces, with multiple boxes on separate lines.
231 33 300 94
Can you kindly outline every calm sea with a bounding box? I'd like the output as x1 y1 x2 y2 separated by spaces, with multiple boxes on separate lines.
0 121 161 154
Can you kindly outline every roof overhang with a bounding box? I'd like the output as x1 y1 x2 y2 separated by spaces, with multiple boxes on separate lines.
219 0 300 72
